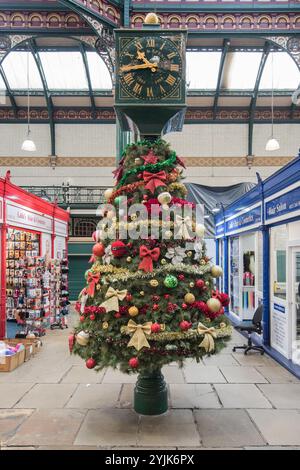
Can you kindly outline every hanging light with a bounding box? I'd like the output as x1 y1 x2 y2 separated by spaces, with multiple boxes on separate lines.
21 44 36 152
266 52 280 152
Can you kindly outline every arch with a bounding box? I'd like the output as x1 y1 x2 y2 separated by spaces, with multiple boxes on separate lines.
203 15 218 29
65 14 79 27
258 16 272 29
222 15 235 29
240 16 253 29
276 16 289 28
0 14 7 27
74 218 97 237
47 14 61 28
28 13 43 27
168 15 181 28
131 15 144 28
11 14 25 27
295 16 300 28
90 0 102 14
186 15 199 28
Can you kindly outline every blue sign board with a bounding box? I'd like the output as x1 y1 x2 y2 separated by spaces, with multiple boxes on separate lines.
273 303 285 314
266 186 300 221
216 224 224 236
225 205 261 233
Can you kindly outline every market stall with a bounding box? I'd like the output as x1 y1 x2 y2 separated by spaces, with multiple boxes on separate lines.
0 172 70 340
215 153 300 377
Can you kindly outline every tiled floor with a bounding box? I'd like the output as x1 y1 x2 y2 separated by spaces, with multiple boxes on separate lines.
0 313 300 450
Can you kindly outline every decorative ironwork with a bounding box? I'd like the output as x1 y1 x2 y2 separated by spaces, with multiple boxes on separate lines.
266 36 300 69
22 185 106 206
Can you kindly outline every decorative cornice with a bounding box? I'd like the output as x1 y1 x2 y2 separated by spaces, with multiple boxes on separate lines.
0 156 293 168
0 10 91 32
0 107 299 123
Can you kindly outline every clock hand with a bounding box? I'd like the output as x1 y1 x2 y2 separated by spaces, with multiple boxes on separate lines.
120 63 158 72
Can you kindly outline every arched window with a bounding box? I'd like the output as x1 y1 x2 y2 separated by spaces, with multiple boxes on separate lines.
74 218 97 238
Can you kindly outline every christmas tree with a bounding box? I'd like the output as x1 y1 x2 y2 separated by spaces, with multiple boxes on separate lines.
70 139 232 376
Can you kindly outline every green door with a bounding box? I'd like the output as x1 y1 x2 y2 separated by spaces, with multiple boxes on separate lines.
69 255 90 301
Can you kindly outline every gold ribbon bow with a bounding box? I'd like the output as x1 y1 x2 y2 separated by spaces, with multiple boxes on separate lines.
100 286 127 313
197 322 217 353
126 319 152 351
175 214 192 240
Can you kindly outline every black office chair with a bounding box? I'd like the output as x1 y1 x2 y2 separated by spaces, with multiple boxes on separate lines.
232 304 265 355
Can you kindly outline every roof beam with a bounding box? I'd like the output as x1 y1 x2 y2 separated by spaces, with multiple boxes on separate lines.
213 39 230 120
248 42 271 157
0 65 18 118
80 43 97 119
29 39 56 157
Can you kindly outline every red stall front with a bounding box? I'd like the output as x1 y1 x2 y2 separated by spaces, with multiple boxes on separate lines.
0 173 69 339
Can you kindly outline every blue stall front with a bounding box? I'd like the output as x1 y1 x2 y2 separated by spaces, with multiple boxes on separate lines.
215 153 300 378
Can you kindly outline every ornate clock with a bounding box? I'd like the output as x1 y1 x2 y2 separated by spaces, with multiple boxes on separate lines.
114 24 187 137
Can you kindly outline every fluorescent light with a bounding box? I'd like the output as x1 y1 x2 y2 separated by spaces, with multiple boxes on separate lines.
212 207 221 213
21 138 36 152
265 137 280 152
204 214 210 219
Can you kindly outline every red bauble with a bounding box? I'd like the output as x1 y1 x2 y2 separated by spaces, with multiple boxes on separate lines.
92 242 105 258
196 279 205 289
202 286 208 291
80 315 85 322
126 293 133 302
152 295 160 302
143 195 148 200
180 320 192 331
218 292 230 307
111 240 127 258
89 314 96 321
68 334 75 353
129 357 139 368
164 294 170 300
151 323 161 333
152 304 159 311
114 312 121 318
181 303 188 310
178 274 185 281
86 358 96 369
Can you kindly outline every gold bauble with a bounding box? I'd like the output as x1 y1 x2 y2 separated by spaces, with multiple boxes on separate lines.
184 293 195 304
139 291 145 296
160 323 166 331
96 284 101 291
134 157 143 166
128 306 139 317
130 214 137 221
164 230 172 239
126 256 132 263
157 191 172 205
150 279 159 287
207 298 222 313
200 259 206 265
187 251 193 257
220 322 226 329
76 331 89 346
195 223 205 238
211 265 223 278
189 282 195 288
102 321 109 330
104 188 114 201
205 281 210 287
160 259 167 265
144 12 160 24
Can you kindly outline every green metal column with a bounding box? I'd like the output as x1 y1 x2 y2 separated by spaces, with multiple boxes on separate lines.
134 368 168 415
116 119 132 164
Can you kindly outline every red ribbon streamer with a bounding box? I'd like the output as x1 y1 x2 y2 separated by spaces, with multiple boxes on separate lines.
138 245 160 272
143 170 167 194
86 272 101 297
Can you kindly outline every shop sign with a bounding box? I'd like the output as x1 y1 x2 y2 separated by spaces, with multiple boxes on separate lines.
225 206 261 234
216 224 224 237
266 186 300 221
55 219 68 236
7 203 52 233
271 302 289 358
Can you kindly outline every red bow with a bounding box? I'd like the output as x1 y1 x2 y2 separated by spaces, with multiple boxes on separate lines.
138 245 160 272
86 272 100 297
176 155 186 169
143 171 167 194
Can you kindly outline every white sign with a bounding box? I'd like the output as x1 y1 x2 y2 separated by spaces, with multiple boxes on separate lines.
54 236 65 259
55 219 68 237
7 203 52 233
271 302 289 358
41 233 52 260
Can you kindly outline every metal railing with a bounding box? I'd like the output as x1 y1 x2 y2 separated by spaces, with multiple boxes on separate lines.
22 185 107 206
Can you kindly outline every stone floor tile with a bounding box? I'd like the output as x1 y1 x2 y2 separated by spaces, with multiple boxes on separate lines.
170 384 221 409
61 365 105 384
8 409 86 446
14 383 77 409
0 409 34 444
118 384 134 408
0 383 34 408
220 366 268 384
183 365 226 384
74 409 139 446
232 353 277 367
1 446 36 450
214 384 272 408
256 366 300 384
138 410 201 447
195 409 265 448
37 445 99 450
248 410 300 445
257 384 300 409
202 354 239 366
161 366 185 383
65 383 121 409
102 368 137 384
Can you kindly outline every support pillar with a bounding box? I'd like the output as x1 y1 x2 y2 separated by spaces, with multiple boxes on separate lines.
134 368 168 415
116 119 132 164
262 227 270 346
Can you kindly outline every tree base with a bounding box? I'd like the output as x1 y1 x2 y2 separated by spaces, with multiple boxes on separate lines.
134 369 168 415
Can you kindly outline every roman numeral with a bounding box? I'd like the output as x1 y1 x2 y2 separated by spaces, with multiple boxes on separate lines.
147 39 155 48
170 63 179 72
160 41 166 51
123 73 134 85
147 87 154 98
166 74 176 86
135 41 143 50
133 83 142 95
160 85 166 94
167 52 177 59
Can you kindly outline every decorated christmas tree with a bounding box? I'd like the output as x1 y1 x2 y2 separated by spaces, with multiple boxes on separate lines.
70 138 232 414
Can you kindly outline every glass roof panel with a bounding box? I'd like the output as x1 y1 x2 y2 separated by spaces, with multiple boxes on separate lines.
2 51 43 90
222 52 262 89
259 52 300 90
186 51 221 90
86 52 112 90
39 51 88 90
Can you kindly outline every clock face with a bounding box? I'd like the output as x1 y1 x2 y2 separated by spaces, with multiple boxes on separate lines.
118 36 183 102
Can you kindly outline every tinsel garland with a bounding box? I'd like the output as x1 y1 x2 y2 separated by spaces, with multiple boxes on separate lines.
168 182 187 196
117 152 177 188
119 325 232 342
91 261 212 283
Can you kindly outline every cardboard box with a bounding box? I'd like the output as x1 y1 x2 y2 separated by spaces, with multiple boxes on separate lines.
5 338 41 356
0 347 25 372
